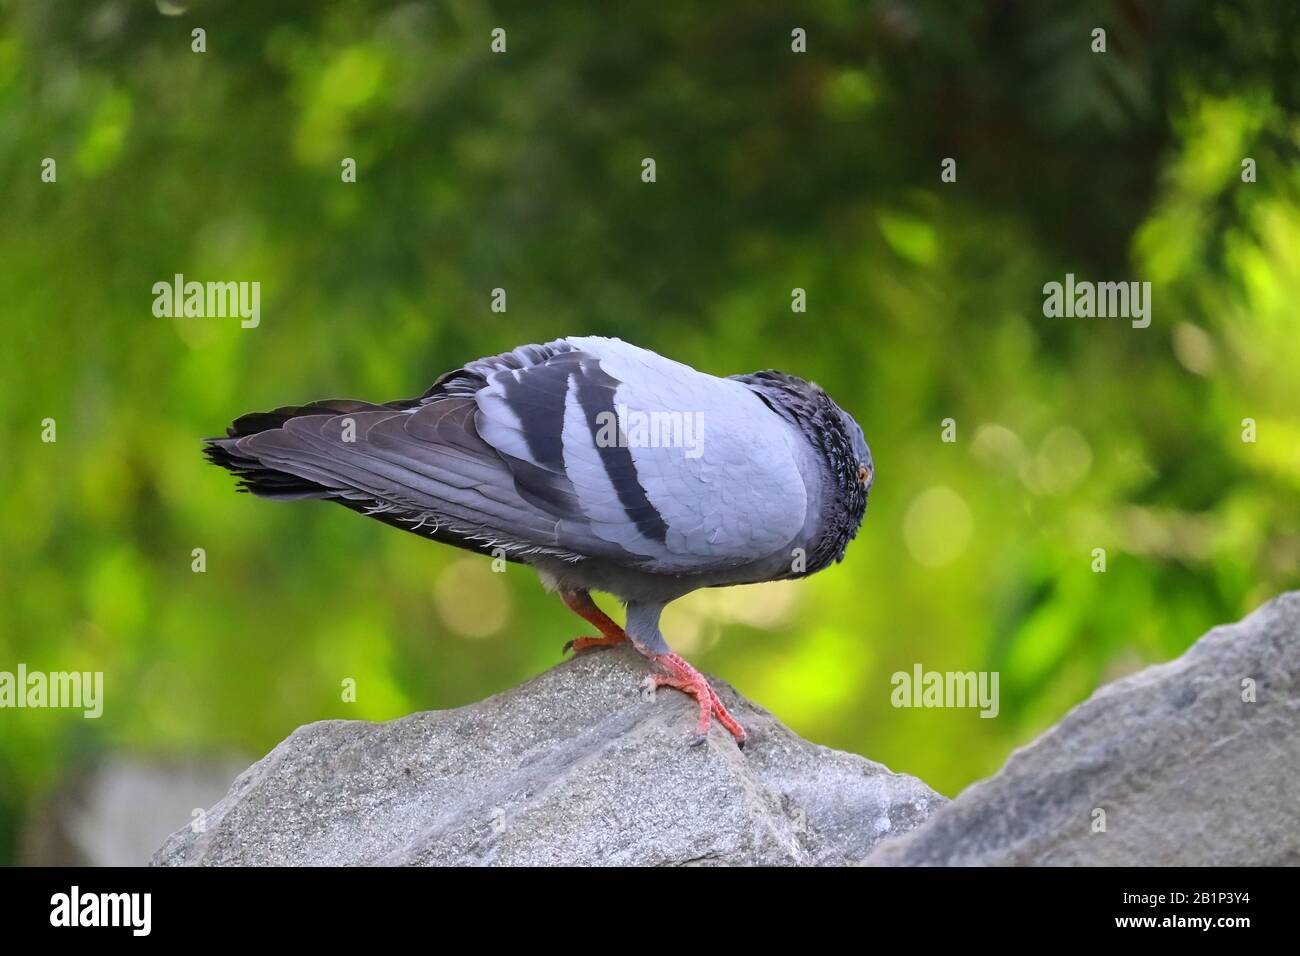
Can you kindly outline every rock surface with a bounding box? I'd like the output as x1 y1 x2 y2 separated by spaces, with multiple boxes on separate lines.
153 644 944 866
153 593 1300 867
864 591 1300 866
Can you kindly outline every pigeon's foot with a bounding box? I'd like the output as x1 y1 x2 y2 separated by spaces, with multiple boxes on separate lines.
558 588 746 747
563 634 626 654
559 588 629 655
645 652 747 749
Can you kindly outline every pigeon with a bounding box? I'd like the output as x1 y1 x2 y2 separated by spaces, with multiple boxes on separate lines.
205 336 873 747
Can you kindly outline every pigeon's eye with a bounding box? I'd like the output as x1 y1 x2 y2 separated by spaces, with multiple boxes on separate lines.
858 464 871 486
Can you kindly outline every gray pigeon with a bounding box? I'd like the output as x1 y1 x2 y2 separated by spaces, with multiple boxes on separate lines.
205 336 873 747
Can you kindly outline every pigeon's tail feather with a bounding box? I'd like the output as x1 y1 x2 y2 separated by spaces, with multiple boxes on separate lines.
204 398 412 500
203 438 329 499
224 398 418 438
202 394 589 562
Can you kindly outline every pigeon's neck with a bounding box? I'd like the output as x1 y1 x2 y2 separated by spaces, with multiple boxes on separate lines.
731 372 867 575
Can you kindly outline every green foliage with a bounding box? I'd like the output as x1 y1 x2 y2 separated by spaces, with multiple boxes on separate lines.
1 1 1298 861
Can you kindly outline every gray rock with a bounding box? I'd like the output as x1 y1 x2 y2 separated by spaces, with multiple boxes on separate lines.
865 591 1300 866
152 644 944 866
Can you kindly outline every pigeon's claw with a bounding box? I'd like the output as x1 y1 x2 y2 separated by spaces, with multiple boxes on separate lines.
648 653 747 748
563 634 626 654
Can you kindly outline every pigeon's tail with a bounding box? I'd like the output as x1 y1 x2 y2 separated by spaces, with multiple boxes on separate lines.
203 439 325 499
201 393 588 563
203 398 416 500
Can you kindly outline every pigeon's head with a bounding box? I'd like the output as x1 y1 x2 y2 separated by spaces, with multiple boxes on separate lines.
731 369 872 573
826 394 873 536
842 405 874 496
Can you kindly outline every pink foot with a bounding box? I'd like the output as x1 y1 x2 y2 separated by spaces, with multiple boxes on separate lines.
644 653 747 748
563 634 627 654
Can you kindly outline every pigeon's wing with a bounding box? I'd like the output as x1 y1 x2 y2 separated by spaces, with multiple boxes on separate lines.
205 391 592 560
473 336 810 571
207 337 810 571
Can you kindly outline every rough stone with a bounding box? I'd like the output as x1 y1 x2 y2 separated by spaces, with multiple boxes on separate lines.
153 644 943 866
864 592 1300 866
154 593 1300 867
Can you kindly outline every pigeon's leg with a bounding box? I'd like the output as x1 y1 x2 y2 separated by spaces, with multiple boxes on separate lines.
625 602 747 749
559 588 629 654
